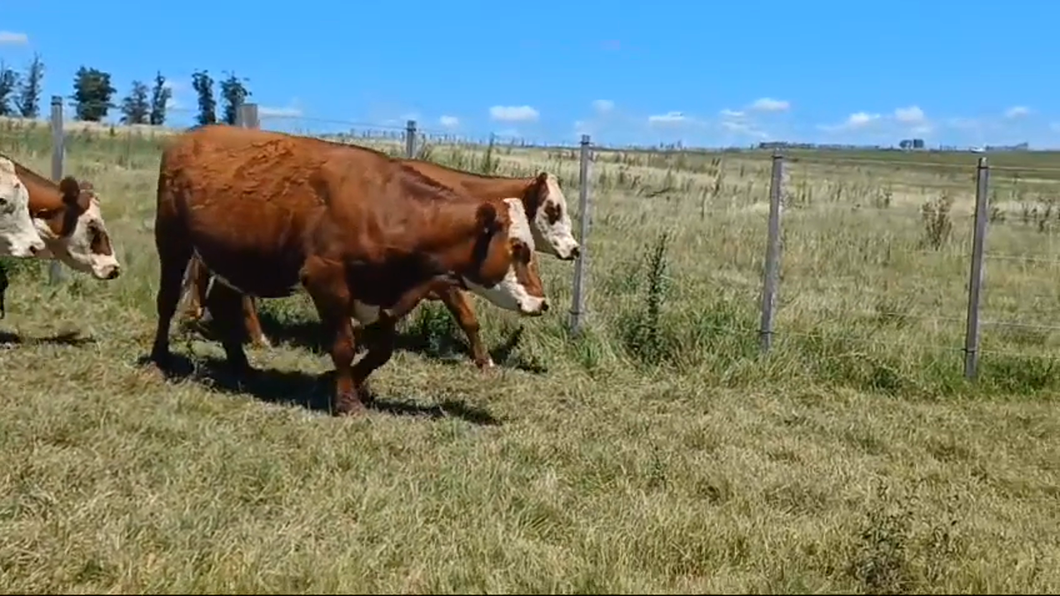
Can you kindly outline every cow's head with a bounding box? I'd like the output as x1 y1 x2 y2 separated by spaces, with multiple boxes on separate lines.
462 197 549 316
33 177 121 280
523 172 580 261
0 157 46 258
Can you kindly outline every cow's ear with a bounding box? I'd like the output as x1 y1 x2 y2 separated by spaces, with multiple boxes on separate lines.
59 176 81 204
476 202 500 236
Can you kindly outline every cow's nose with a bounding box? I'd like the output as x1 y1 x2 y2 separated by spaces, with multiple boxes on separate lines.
106 267 121 280
540 300 550 313
569 246 580 259
28 244 39 256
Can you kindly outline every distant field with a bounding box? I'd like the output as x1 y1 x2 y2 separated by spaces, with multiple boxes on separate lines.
1 117 1058 593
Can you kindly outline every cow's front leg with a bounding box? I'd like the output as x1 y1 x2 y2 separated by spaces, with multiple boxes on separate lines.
436 285 493 369
301 257 362 416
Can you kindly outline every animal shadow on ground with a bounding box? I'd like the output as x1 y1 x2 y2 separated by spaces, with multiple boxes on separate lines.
0 330 97 348
202 308 550 374
134 351 502 426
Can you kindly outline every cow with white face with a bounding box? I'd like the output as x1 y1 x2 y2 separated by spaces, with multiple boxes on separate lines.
0 156 123 281
522 171 580 261
0 157 47 258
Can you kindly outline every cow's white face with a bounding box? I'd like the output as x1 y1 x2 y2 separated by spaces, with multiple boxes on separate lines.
34 191 121 280
463 198 549 317
0 158 46 258
530 172 580 261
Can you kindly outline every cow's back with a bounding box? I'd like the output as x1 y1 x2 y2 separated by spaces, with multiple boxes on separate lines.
156 126 361 297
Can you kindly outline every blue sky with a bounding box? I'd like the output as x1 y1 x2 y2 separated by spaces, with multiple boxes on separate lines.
0 0 1056 148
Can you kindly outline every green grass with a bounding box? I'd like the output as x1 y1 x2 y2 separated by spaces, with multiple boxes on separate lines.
1 119 1059 593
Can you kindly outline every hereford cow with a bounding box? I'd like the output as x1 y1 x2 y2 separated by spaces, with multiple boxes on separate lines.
181 157 581 369
0 157 47 259
148 124 549 416
0 154 122 280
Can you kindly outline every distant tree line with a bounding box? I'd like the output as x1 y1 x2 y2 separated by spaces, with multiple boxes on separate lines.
0 55 251 128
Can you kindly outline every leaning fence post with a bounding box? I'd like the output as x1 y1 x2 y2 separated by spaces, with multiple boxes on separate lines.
568 134 593 336
48 96 65 285
759 151 785 353
405 120 417 158
964 157 990 379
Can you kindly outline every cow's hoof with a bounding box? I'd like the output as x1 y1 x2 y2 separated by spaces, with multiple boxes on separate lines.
475 357 497 372
250 334 272 349
334 391 367 417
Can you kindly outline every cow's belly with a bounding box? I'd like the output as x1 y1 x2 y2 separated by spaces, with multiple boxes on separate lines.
185 201 304 298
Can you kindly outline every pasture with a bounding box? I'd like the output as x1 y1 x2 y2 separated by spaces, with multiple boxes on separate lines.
1 117 1059 593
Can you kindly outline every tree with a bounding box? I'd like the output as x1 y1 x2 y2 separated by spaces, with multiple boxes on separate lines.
148 71 172 126
0 62 20 117
16 53 44 119
218 71 251 125
71 66 117 122
191 69 216 126
120 80 150 124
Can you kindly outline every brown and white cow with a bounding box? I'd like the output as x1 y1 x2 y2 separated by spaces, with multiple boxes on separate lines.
149 124 549 416
0 157 47 259
0 154 122 280
181 157 581 369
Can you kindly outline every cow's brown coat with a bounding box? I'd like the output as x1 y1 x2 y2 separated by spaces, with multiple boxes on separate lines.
183 160 573 368
149 124 547 415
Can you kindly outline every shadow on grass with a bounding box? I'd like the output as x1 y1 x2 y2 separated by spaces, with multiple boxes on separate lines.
135 352 502 426
0 330 97 347
189 309 548 375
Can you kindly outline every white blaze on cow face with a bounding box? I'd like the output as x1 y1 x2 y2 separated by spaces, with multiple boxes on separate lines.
531 173 580 261
34 194 121 280
0 158 46 258
463 198 549 317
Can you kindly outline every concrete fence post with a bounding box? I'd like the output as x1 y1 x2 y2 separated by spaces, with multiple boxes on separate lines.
48 96 65 285
236 103 259 129
568 134 593 336
759 151 785 353
964 157 990 379
405 120 417 159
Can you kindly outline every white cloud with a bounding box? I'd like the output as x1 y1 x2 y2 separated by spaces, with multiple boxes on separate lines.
721 120 768 139
489 105 539 122
719 109 744 118
0 31 28 45
439 115 459 128
1005 105 1030 119
259 105 303 117
818 111 882 133
749 97 790 112
845 111 881 128
592 99 614 113
647 111 687 125
894 105 926 124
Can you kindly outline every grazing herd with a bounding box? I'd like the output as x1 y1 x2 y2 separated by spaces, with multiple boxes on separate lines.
0 124 581 416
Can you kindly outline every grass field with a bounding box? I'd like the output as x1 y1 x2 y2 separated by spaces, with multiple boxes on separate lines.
1 117 1059 593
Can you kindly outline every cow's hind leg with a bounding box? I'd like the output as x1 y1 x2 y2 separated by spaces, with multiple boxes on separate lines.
242 295 271 348
204 281 254 375
437 286 493 369
300 257 362 416
150 235 193 371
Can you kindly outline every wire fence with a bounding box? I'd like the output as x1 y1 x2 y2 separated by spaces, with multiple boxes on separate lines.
32 97 1060 381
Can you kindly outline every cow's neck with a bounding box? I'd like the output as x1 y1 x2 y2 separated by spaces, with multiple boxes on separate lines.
11 163 64 214
413 198 500 275
460 176 532 202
